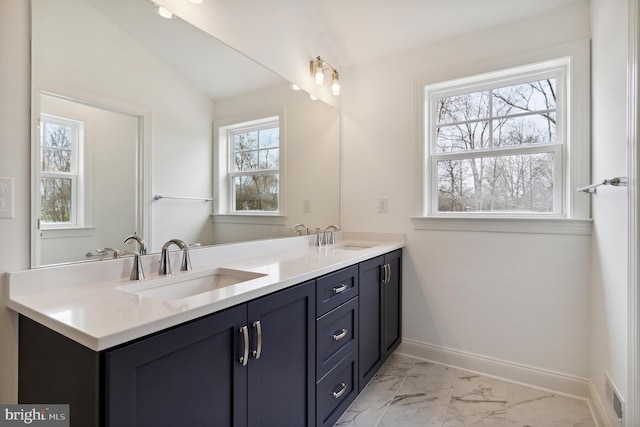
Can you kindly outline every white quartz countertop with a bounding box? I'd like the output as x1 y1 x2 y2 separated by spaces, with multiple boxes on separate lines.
7 232 404 351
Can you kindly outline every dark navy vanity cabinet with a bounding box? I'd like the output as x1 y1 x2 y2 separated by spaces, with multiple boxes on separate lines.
18 249 401 427
358 250 402 391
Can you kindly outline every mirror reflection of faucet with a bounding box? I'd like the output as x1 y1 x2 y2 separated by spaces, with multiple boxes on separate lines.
95 247 121 259
291 224 309 236
124 235 147 255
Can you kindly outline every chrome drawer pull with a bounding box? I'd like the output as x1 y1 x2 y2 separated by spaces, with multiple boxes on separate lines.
252 320 262 359
332 284 347 294
239 326 249 366
332 382 347 399
332 328 348 341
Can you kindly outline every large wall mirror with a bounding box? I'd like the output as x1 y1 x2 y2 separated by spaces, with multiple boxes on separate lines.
31 0 340 267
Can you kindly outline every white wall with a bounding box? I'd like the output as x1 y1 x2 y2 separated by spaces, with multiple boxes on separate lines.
32 0 216 254
341 1 593 392
213 84 340 244
590 0 631 424
0 0 30 404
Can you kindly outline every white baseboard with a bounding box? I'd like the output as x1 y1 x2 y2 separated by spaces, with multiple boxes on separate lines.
397 339 613 426
397 339 590 398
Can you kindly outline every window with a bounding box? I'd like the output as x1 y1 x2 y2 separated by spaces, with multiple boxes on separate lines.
425 62 567 216
39 114 84 227
215 113 283 217
229 121 280 212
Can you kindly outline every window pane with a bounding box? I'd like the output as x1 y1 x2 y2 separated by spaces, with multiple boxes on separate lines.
233 131 258 151
436 121 490 152
233 174 279 211
42 122 72 172
436 152 554 213
493 112 556 147
259 148 279 169
492 79 557 116
234 150 259 172
436 91 489 125
40 177 72 223
259 127 279 148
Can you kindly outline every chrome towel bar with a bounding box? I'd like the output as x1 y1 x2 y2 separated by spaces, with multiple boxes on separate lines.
153 194 213 202
576 177 628 194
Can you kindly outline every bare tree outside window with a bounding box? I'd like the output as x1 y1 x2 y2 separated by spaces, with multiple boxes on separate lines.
40 118 79 223
431 76 559 213
230 125 280 212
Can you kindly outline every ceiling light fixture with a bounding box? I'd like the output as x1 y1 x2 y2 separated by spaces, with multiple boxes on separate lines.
186 0 206 4
310 56 340 96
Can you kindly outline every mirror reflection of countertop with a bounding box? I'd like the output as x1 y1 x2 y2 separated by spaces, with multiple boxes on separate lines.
7 232 404 351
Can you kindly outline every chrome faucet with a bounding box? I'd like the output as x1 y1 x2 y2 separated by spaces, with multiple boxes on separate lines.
97 248 121 259
292 224 308 236
159 239 192 276
121 251 145 281
124 234 147 255
323 225 340 245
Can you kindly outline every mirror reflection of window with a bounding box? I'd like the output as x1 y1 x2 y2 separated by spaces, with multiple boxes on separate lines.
39 114 83 227
229 120 280 213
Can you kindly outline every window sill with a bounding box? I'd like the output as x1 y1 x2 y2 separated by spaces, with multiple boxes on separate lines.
211 214 287 226
41 226 96 239
411 216 592 235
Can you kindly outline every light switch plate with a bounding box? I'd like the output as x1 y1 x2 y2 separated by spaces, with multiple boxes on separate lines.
0 177 15 219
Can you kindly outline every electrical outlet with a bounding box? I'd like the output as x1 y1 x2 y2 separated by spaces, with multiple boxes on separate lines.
303 199 311 213
0 177 14 219
377 197 388 214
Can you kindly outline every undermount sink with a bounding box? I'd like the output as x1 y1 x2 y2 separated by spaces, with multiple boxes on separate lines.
335 244 374 251
119 268 266 301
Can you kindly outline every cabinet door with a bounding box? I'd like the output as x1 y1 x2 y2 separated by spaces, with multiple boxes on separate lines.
358 255 384 391
106 305 248 427
247 281 315 427
383 250 402 359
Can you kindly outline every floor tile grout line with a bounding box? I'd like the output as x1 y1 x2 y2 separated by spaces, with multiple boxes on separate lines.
374 358 416 426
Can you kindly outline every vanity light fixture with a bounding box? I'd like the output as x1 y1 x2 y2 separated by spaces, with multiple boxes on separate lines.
310 56 341 96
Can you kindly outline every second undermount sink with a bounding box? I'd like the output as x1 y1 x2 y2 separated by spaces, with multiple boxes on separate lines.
335 244 375 251
119 268 267 301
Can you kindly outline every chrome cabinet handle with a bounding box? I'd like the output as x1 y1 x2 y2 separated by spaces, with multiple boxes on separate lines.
383 263 391 284
252 320 262 359
239 326 249 366
332 283 347 294
332 328 348 341
332 382 347 399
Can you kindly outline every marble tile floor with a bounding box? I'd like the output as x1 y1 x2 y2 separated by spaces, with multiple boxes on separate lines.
335 354 597 427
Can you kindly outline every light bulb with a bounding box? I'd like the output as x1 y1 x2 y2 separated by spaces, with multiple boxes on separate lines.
313 58 324 85
154 5 173 18
331 71 340 96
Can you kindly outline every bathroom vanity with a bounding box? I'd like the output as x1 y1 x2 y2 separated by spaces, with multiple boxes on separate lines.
8 233 403 427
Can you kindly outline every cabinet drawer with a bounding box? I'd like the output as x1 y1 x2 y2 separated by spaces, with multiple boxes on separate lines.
316 265 358 316
316 350 358 427
316 297 358 380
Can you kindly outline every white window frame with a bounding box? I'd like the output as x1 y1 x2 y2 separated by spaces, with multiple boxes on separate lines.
413 41 592 235
38 113 84 229
213 109 286 223
426 66 565 217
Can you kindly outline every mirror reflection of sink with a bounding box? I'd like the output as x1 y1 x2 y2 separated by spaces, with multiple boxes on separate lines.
119 268 266 301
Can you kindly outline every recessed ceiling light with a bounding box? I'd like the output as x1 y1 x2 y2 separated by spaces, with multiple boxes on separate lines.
187 0 206 4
